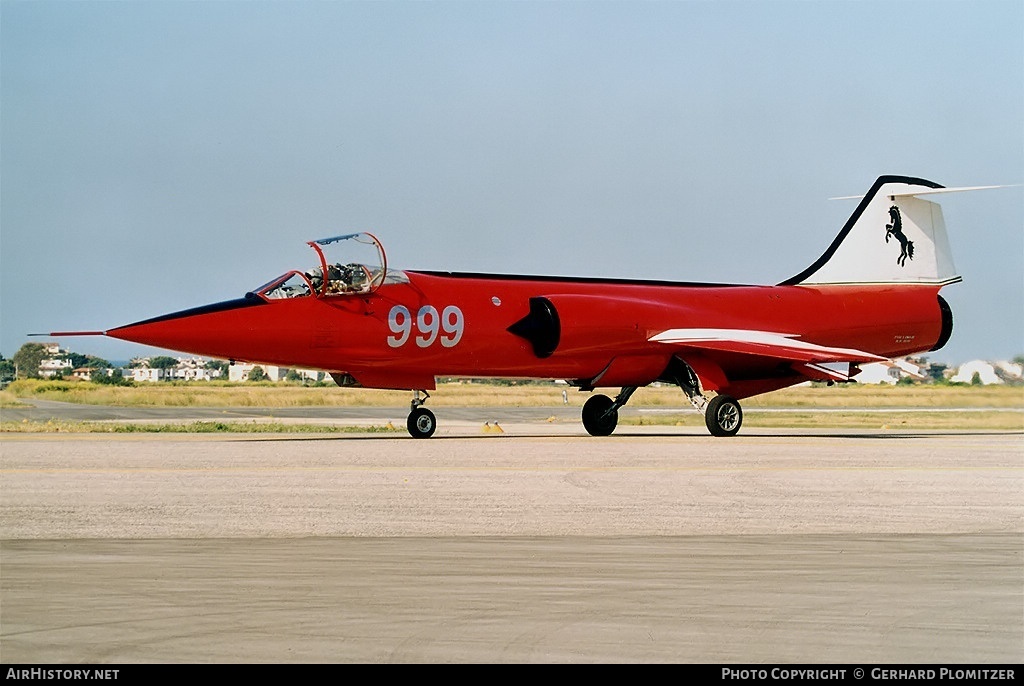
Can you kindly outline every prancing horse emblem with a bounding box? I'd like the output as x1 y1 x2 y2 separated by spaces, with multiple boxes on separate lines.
885 205 914 267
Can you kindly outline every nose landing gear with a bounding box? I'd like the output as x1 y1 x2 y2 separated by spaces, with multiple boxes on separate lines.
406 390 436 438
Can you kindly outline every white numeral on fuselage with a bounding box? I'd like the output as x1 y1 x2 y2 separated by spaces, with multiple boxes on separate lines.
388 305 464 348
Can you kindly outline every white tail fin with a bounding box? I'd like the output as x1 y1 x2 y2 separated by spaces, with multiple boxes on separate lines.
783 175 962 286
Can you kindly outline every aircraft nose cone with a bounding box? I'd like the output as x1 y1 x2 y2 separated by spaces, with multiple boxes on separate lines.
106 297 266 355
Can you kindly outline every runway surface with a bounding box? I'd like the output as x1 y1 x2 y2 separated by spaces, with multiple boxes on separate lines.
1 420 1022 663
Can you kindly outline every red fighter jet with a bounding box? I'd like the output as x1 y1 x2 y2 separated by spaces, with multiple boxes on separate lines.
51 176 981 438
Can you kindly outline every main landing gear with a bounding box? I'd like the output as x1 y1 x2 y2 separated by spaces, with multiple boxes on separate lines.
580 360 744 437
406 390 436 439
581 386 636 436
581 387 743 437
703 394 743 437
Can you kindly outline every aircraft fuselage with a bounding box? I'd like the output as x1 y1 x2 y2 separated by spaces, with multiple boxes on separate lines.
107 271 949 399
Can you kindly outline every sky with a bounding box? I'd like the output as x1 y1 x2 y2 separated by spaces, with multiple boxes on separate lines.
2 0 1022 367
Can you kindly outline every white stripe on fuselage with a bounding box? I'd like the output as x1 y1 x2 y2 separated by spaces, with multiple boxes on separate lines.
649 328 886 362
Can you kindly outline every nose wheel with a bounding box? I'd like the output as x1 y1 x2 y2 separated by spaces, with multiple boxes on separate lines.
406 390 436 438
407 406 436 438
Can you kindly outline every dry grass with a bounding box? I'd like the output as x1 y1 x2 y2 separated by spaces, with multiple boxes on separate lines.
4 379 1021 432
739 383 1024 409
7 378 1023 409
0 390 29 407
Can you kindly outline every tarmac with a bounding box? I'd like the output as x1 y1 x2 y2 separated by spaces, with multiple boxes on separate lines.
1 406 1021 663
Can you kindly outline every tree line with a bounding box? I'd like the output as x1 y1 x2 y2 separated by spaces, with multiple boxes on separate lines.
1 343 229 385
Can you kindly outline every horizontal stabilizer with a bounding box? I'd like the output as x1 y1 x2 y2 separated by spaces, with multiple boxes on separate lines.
830 183 1019 200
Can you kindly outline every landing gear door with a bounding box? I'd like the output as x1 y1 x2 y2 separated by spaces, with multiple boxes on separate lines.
306 233 388 297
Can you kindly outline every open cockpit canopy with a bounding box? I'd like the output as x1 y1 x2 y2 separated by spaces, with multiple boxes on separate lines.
253 232 407 301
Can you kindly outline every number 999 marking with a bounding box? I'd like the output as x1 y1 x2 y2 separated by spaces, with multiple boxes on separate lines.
387 305 412 347
388 305 464 348
439 305 464 348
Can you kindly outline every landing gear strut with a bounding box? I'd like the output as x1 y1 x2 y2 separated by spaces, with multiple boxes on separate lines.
581 386 636 437
666 358 743 437
579 358 746 437
406 390 436 438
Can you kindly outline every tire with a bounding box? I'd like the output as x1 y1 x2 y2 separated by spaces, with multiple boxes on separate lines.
407 407 437 438
582 394 618 436
705 395 742 437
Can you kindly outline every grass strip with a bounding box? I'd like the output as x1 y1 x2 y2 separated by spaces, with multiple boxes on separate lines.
0 420 401 434
7 379 1024 409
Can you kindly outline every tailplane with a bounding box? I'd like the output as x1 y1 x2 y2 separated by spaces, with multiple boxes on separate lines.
782 175 973 286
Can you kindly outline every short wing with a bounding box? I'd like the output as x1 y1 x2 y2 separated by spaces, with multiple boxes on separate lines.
650 328 887 382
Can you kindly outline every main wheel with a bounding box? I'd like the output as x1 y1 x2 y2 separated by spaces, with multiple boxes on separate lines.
582 394 618 436
705 395 742 437
407 407 437 438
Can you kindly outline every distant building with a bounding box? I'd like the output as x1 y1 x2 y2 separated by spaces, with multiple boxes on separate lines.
993 361 1024 383
123 356 224 382
950 360 1023 385
173 357 209 370
70 367 117 381
38 357 72 378
294 369 325 383
31 342 73 378
853 358 925 385
228 363 322 382
130 367 166 383
168 367 218 381
229 363 288 382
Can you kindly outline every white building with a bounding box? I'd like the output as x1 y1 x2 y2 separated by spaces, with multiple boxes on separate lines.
38 358 72 378
229 363 288 382
993 361 1024 382
951 360 1004 385
130 367 167 383
124 357 225 382
169 367 218 381
853 358 925 385
228 363 323 382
